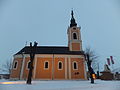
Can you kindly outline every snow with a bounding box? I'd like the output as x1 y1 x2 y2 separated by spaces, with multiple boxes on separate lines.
0 80 120 90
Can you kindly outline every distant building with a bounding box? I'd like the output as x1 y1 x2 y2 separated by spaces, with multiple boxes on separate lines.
10 11 87 80
0 74 10 79
100 64 114 80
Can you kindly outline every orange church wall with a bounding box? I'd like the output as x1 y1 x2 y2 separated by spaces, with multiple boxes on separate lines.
72 43 80 51
10 58 22 79
35 57 52 79
54 57 65 79
10 55 86 80
71 58 85 79
22 57 30 80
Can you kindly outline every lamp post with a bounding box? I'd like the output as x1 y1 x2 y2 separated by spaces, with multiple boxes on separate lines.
26 42 38 84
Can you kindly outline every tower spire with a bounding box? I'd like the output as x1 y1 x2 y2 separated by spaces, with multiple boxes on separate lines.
70 10 77 27
71 10 74 18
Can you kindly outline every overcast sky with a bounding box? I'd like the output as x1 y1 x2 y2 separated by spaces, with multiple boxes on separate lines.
0 0 120 72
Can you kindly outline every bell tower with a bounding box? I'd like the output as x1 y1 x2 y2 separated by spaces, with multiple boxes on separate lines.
67 10 82 51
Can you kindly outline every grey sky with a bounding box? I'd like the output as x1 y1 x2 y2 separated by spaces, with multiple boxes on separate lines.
0 0 120 72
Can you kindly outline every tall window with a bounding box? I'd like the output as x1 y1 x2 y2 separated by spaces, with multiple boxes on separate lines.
44 61 49 69
73 61 78 70
58 61 63 70
27 61 31 69
73 33 77 39
13 61 18 69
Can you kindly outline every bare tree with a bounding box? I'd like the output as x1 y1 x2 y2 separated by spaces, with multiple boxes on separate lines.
85 47 99 72
2 59 13 74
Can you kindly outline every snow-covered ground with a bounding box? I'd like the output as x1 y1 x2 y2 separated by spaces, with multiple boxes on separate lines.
0 79 120 90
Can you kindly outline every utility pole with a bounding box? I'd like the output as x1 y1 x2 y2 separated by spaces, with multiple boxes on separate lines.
26 42 38 84
86 54 95 84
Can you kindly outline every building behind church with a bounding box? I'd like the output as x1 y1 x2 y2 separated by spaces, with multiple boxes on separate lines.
10 11 87 80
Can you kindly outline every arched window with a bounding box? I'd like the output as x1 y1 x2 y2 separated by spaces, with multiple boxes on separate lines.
73 33 77 39
27 61 31 70
73 61 78 70
58 61 63 70
13 61 18 69
44 61 49 69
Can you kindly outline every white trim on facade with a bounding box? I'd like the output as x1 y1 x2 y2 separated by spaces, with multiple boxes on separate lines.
54 55 84 58
34 54 84 58
68 57 71 79
65 57 67 79
36 54 53 58
20 54 25 79
14 54 30 58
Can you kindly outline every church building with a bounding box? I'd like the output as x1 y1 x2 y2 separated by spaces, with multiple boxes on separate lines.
10 11 87 80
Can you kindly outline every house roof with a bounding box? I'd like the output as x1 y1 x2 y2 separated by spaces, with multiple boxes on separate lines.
15 46 85 55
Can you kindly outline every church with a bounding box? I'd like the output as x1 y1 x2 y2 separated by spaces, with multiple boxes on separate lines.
10 11 87 80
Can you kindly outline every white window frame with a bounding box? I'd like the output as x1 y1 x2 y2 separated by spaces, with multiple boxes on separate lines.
72 32 78 40
13 61 18 70
58 61 63 70
26 60 30 70
44 61 49 70
73 61 78 70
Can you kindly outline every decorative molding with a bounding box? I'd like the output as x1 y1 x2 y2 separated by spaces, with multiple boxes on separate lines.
54 55 84 58
68 57 71 79
14 54 30 58
65 57 67 79
36 54 53 58
14 54 84 58
19 54 26 79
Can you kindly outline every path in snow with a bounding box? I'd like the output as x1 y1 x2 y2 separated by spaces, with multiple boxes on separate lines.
0 80 120 90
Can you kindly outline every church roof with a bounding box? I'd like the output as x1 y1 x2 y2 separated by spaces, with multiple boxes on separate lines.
15 46 84 55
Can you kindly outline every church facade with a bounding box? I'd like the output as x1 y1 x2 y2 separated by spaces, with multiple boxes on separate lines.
10 11 87 80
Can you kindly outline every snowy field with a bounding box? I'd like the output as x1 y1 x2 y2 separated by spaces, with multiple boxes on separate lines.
0 79 120 90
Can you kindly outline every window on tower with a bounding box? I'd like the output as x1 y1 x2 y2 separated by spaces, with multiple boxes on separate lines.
73 33 77 39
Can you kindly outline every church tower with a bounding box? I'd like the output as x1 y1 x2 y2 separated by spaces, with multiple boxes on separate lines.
67 10 82 51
